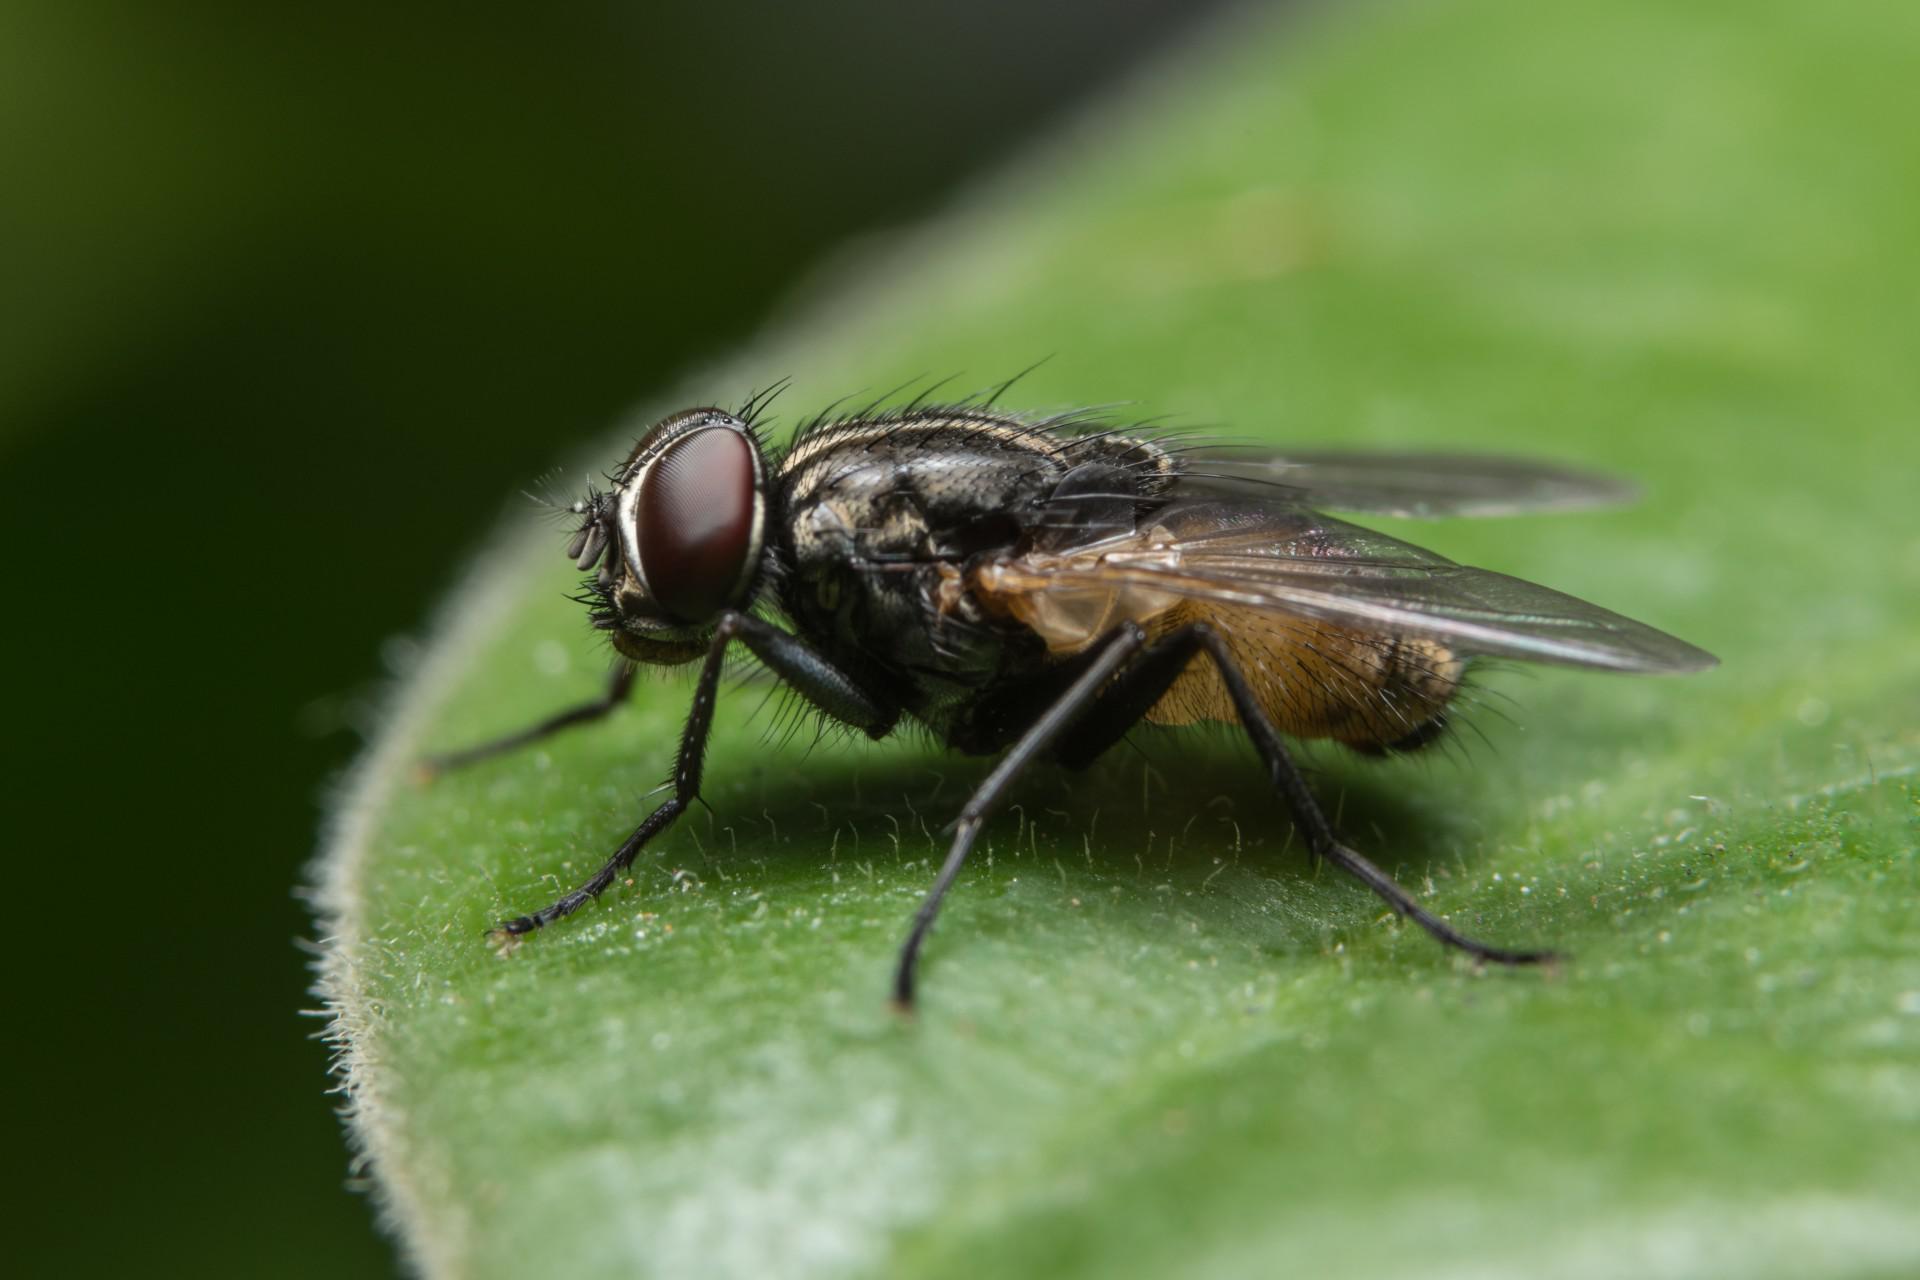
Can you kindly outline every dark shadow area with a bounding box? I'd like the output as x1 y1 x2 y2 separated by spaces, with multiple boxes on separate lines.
729 727 1475 864
534 720 1501 946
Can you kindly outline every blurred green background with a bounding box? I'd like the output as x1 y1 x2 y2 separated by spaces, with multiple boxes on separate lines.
2 2 1224 1273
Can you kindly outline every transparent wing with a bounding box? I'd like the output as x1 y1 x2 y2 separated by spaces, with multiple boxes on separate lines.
1174 447 1638 518
982 497 1716 673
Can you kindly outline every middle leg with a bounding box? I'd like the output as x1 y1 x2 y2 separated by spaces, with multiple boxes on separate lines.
893 624 1150 1009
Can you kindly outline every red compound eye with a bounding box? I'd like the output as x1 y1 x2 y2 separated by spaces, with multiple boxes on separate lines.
636 426 759 623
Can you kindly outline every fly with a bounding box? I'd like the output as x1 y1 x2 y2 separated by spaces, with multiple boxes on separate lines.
423 387 1717 1009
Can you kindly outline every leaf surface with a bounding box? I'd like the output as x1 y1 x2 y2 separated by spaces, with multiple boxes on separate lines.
315 2 1920 1275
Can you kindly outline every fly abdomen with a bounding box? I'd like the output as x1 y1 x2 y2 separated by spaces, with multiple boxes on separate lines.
1141 603 1463 753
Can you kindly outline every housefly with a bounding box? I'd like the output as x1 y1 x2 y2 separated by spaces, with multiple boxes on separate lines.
424 386 1716 1008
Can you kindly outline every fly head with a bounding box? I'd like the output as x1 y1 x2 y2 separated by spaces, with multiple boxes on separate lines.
567 408 770 664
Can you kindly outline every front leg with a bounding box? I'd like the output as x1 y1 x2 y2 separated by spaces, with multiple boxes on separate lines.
499 611 899 936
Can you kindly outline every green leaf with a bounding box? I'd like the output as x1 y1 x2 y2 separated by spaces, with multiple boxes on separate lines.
314 1 1920 1275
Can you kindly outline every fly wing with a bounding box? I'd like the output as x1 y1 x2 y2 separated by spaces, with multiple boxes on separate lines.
979 497 1716 673
1174 447 1638 518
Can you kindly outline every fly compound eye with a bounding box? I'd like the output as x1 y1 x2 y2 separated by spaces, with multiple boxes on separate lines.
633 425 762 623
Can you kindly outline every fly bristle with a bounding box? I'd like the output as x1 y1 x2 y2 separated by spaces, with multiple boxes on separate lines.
736 377 793 430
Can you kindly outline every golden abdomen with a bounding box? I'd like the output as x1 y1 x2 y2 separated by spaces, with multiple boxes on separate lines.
1143 603 1463 753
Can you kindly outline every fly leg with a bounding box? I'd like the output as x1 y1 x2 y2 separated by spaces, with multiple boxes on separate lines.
1052 623 1554 967
497 612 898 936
895 624 1149 1009
419 664 637 778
